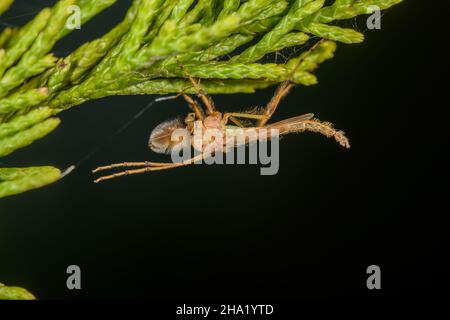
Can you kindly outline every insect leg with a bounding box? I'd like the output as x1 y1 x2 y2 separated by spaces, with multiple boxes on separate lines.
92 161 172 174
177 60 216 115
93 153 216 183
228 117 245 127
182 93 205 120
222 112 268 126
257 40 326 127
94 165 179 184
257 81 294 127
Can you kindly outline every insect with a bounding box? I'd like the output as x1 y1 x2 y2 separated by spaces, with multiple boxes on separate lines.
93 42 350 183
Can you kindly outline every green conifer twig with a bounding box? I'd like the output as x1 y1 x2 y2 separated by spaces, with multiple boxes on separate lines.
0 283 36 300
0 0 403 201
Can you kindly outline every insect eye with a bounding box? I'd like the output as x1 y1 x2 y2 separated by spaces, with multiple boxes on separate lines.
185 113 195 123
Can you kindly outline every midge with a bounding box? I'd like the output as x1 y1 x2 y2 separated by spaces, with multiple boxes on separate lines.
93 42 350 183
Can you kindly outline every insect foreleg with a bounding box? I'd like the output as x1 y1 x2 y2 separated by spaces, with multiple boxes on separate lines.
93 153 215 183
94 165 178 184
177 60 216 115
182 93 205 120
93 161 172 174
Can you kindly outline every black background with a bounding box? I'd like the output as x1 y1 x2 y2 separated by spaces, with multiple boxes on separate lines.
0 0 447 302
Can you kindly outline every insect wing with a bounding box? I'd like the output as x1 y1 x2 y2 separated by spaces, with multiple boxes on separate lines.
267 113 314 130
149 118 186 154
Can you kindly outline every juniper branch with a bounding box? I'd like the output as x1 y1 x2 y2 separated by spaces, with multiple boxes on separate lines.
0 0 14 17
0 283 36 300
0 0 403 202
